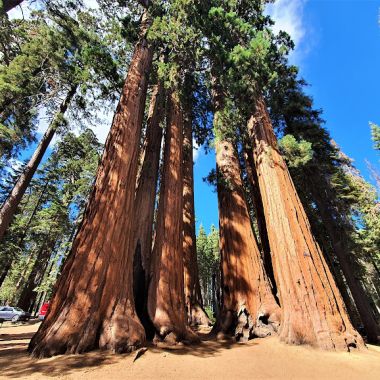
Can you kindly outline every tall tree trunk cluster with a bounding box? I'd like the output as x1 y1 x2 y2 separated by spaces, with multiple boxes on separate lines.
28 11 203 356
1 1 368 359
210 85 366 349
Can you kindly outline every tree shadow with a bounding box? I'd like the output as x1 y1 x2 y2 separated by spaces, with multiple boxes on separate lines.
147 329 257 358
0 346 118 378
0 326 257 378
0 332 35 341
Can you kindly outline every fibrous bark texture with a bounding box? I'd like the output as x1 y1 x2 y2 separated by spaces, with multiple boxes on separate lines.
183 110 210 326
215 132 280 341
148 91 196 344
304 172 380 343
241 142 276 296
132 82 164 273
0 86 76 242
131 82 165 336
28 17 153 357
248 96 365 351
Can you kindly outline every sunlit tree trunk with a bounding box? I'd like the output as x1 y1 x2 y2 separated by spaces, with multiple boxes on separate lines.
247 96 365 350
215 126 280 340
0 86 77 242
28 14 153 357
307 178 380 343
241 142 276 296
183 108 210 326
148 91 197 344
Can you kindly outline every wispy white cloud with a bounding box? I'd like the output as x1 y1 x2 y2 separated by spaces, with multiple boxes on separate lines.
266 0 309 64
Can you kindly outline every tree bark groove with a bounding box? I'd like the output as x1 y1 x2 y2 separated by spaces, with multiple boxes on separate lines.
148 91 197 344
28 18 153 357
215 130 280 341
248 96 365 351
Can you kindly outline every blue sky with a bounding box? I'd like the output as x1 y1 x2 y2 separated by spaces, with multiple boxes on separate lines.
194 0 380 233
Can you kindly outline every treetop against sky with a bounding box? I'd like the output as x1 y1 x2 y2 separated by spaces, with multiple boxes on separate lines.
9 0 380 233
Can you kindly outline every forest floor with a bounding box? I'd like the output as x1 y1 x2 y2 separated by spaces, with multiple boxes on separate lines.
0 322 380 379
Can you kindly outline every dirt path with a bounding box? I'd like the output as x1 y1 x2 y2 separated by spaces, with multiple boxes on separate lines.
1 322 379 379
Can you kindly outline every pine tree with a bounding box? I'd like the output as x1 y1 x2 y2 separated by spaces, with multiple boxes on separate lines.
0 6 123 241
0 129 102 310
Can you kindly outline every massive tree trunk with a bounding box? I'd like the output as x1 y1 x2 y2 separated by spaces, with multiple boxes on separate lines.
214 128 280 341
1 0 24 13
307 176 380 343
183 108 210 326
282 111 380 342
247 96 365 350
28 15 153 357
241 142 277 297
0 86 77 241
148 91 197 344
131 82 164 336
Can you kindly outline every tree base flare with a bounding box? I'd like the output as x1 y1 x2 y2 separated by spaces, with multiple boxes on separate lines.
216 307 280 342
188 304 212 327
278 316 365 352
28 310 146 358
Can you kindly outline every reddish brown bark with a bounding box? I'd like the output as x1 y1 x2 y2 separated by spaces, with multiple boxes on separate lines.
247 96 364 350
0 86 76 242
132 83 165 272
241 142 277 296
183 110 210 326
215 130 280 341
148 91 197 344
304 171 380 343
131 82 165 335
28 15 153 357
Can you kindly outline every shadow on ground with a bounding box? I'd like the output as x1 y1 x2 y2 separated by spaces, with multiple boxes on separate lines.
0 325 254 378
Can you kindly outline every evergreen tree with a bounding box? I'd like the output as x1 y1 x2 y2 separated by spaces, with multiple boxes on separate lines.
0 5 124 240
0 128 102 310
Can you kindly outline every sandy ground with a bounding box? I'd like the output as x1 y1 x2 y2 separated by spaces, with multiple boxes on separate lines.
0 322 380 379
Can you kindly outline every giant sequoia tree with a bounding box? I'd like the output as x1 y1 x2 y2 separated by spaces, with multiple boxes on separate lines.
214 124 280 340
247 96 364 350
148 91 197 343
0 0 374 358
130 81 165 333
269 70 380 343
28 8 153 356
